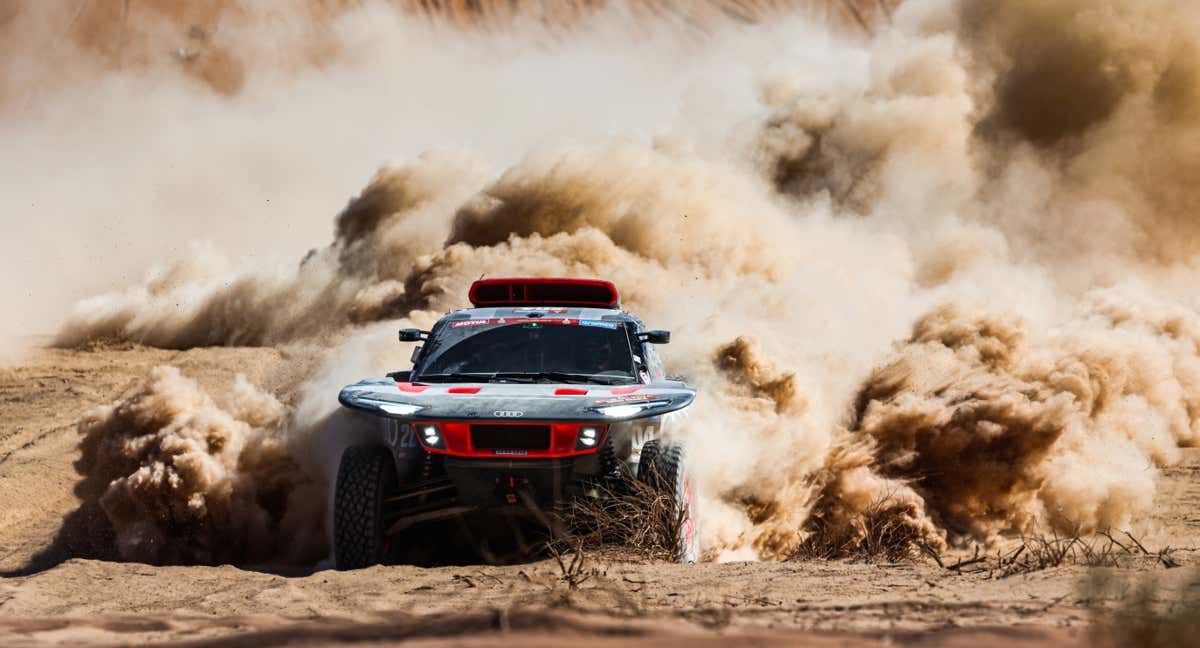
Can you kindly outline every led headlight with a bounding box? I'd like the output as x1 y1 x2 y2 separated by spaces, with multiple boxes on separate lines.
359 399 425 417
417 423 445 449
574 425 604 451
592 400 671 418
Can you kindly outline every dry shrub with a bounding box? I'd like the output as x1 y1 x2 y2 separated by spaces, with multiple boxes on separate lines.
945 530 1180 579
552 479 685 563
545 536 594 590
796 493 940 563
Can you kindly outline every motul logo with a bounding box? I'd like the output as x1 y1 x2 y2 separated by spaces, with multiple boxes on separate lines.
493 410 524 418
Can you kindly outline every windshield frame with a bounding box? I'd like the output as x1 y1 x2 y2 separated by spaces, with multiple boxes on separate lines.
411 316 643 385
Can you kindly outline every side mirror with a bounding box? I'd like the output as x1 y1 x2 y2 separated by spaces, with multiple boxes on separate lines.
399 328 428 342
638 330 670 344
386 370 412 381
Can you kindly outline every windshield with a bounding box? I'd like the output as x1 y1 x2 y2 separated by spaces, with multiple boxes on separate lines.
415 319 639 384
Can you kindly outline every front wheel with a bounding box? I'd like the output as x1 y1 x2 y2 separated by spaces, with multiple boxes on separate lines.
637 439 700 563
333 445 397 570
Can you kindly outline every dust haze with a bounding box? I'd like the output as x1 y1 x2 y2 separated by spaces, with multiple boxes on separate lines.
6 0 1200 563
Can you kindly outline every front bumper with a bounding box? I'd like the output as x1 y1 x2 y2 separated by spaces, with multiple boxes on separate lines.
385 453 608 535
444 450 607 510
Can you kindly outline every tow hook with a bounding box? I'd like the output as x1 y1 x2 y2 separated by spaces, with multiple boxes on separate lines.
496 475 530 505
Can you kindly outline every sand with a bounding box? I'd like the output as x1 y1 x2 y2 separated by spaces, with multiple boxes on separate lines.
1 344 1194 646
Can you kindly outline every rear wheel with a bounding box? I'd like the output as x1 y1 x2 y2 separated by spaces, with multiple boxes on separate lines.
637 439 700 563
334 445 397 570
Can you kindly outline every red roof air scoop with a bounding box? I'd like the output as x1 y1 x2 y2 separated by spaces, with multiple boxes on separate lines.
469 277 620 308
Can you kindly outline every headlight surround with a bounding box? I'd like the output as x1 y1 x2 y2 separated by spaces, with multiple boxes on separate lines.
592 400 672 418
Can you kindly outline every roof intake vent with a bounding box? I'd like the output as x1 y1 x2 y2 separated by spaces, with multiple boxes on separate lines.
468 277 620 308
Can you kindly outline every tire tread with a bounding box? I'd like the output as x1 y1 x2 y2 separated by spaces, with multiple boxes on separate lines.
334 445 395 570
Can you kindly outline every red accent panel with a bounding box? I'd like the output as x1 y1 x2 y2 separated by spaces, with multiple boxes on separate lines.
610 386 642 395
396 382 428 393
554 388 589 396
417 421 606 458
468 277 620 308
448 386 482 394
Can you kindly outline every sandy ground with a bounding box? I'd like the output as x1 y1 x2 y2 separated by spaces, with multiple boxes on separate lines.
0 345 1195 646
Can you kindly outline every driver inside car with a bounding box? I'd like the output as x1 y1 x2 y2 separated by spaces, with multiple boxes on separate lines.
577 334 617 373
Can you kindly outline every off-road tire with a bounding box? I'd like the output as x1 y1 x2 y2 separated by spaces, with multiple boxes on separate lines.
334 445 397 570
636 439 661 482
637 439 700 563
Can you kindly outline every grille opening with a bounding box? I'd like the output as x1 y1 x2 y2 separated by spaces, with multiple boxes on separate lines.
470 424 551 450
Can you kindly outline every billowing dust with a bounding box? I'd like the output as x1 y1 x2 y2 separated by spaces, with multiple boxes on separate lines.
11 0 1200 563
70 366 326 564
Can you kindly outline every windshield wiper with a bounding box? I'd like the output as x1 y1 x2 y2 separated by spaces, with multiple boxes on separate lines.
415 372 635 385
492 371 634 385
415 372 513 383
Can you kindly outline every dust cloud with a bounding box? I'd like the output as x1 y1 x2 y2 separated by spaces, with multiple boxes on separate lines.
16 0 1200 562
72 366 325 564
852 293 1200 541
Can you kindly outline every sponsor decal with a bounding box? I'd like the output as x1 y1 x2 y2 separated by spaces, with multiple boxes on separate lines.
446 317 619 332
455 317 583 328
497 317 573 326
513 307 568 314
493 410 525 417
451 319 492 328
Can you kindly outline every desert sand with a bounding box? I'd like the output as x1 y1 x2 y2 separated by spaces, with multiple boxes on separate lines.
1 345 1194 646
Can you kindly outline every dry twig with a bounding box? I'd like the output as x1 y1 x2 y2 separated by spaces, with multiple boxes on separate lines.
942 529 1181 579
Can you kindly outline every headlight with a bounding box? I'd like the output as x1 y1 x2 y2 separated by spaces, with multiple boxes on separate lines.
359 399 425 416
593 400 671 418
417 423 444 449
575 425 604 451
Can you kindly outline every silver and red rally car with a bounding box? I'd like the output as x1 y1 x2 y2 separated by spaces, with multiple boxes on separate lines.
333 278 699 568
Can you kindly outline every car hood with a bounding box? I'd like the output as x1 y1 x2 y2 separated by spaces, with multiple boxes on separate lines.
338 378 696 422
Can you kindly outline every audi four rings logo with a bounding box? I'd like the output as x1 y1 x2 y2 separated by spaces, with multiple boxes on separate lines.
493 410 525 417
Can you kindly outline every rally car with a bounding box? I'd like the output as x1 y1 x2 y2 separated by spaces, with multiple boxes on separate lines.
333 277 698 568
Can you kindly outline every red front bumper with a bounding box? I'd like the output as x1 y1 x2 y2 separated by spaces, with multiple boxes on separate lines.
414 420 607 459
